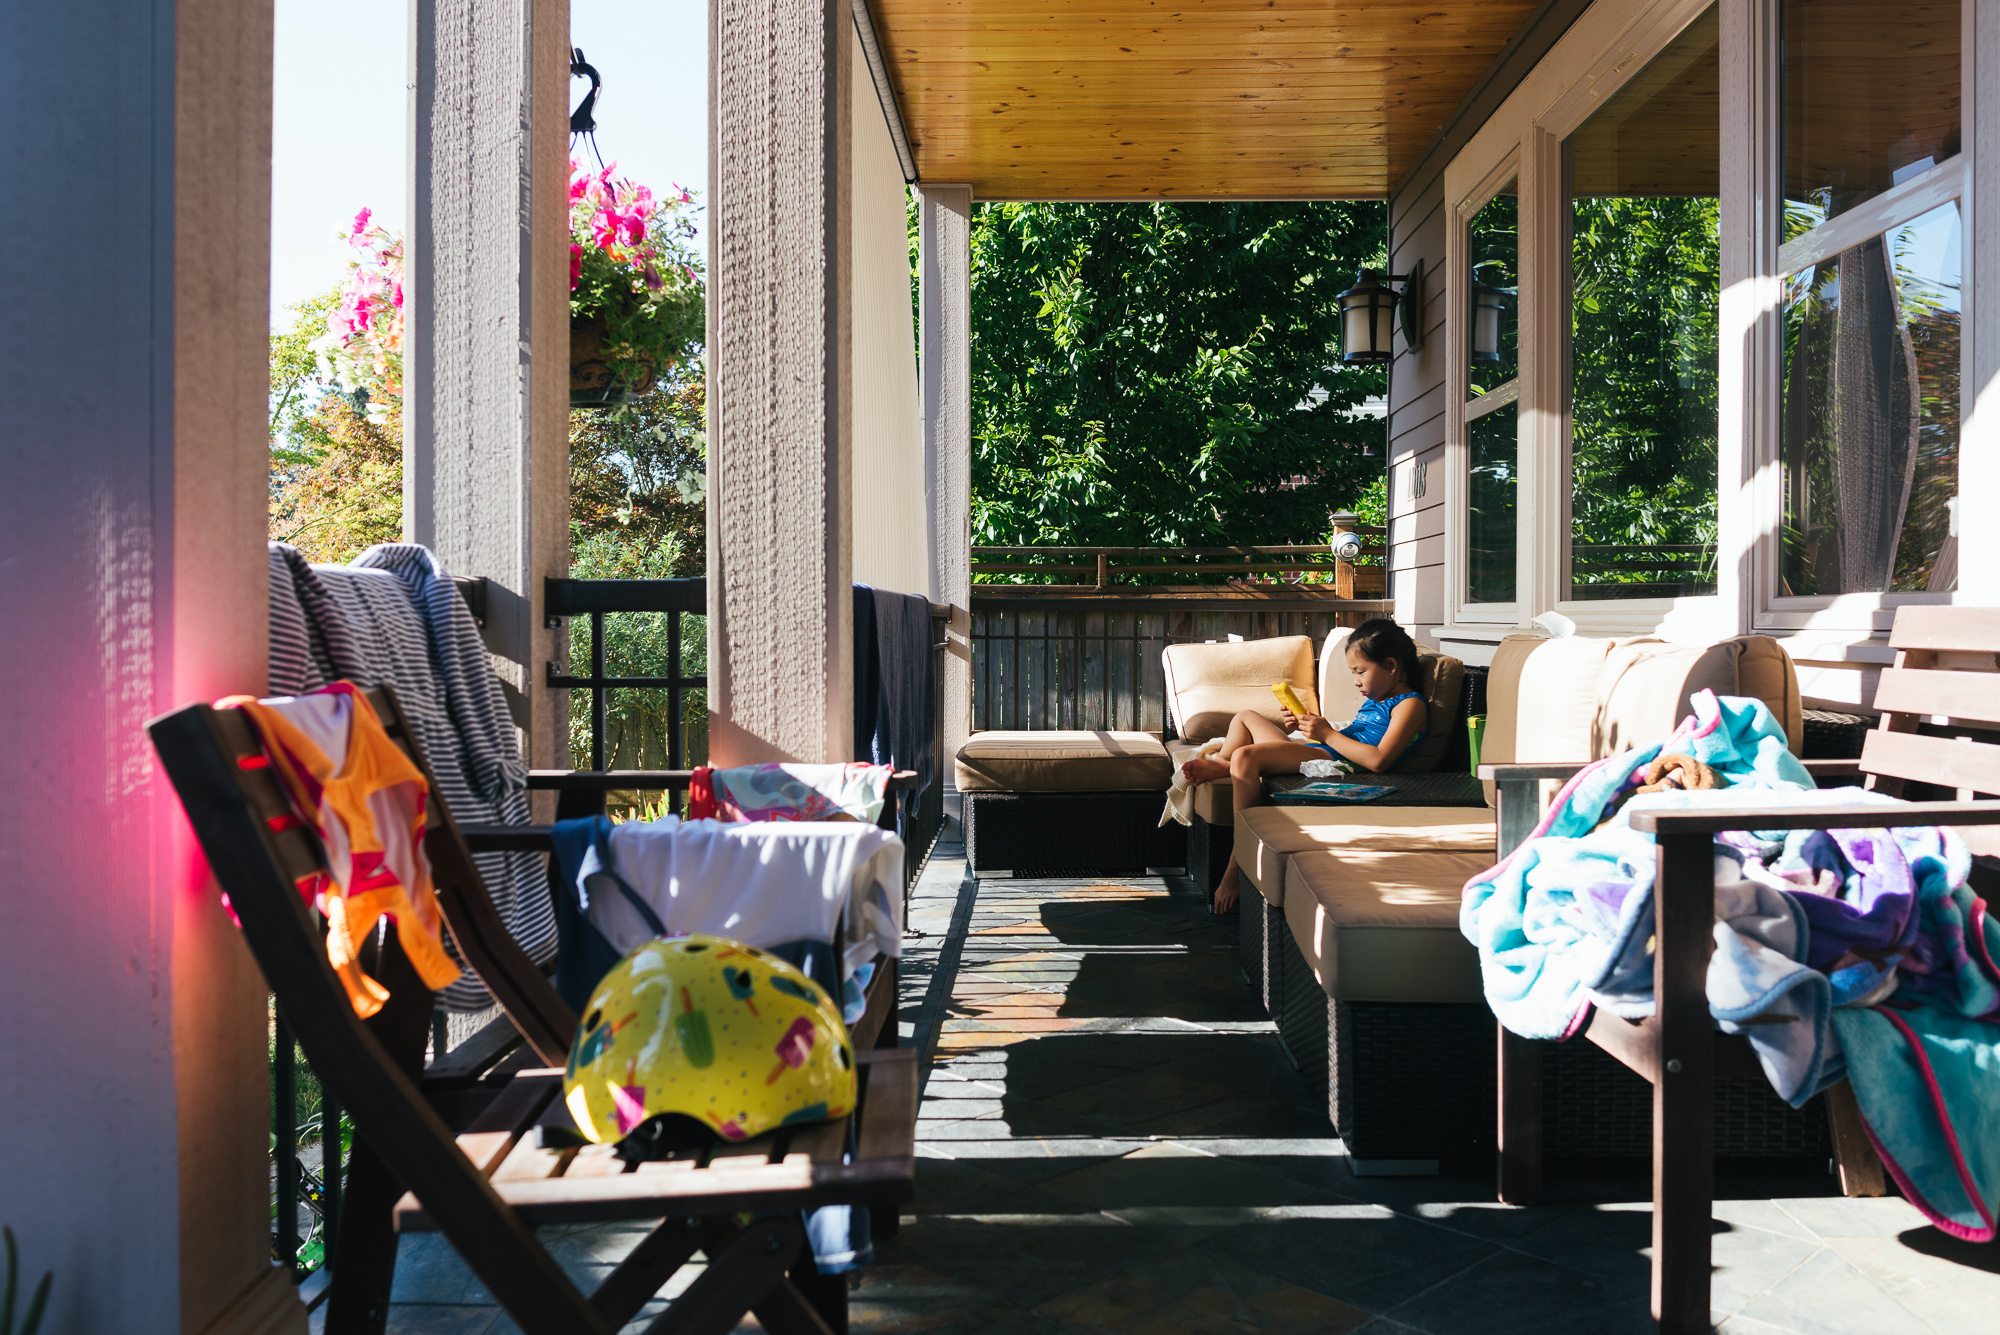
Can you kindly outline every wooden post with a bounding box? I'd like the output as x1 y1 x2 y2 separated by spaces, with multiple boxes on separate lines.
1652 831 1717 1333
1330 511 1357 599
1095 553 1109 589
1496 1026 1543 1205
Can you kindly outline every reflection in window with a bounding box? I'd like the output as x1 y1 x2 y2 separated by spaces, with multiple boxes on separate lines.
1782 0 1960 241
1467 401 1517 603
1564 5 1719 602
1469 183 1518 398
1781 201 1961 595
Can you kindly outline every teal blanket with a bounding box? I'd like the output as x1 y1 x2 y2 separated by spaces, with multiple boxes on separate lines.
1461 688 2000 1238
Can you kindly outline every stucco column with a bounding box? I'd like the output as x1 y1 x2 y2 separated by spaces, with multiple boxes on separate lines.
707 0 855 764
405 0 571 773
0 0 296 1331
920 184 974 756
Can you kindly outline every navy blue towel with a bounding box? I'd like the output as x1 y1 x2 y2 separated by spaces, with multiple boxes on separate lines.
853 585 936 798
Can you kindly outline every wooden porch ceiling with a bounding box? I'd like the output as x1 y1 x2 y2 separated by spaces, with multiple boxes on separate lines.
870 0 1545 200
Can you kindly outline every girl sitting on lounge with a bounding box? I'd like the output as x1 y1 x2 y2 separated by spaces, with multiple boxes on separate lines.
1182 618 1428 913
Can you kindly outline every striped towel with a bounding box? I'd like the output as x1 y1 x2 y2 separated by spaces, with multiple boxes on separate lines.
267 542 556 1009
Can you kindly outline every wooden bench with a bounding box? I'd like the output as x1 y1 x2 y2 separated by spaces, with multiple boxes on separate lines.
148 686 917 1335
1485 605 2000 1333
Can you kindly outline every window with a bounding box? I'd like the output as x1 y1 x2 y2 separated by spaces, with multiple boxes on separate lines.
1563 5 1720 602
1775 0 1962 598
1466 181 1519 605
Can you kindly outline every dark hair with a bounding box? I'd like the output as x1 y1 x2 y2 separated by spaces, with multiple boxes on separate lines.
1346 618 1422 693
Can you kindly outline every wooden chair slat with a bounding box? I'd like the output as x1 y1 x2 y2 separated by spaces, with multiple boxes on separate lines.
1888 605 2000 653
490 1134 579 1184
853 1048 919 1167
1870 667 2000 727
783 1120 850 1167
1860 729 2000 794
563 1144 633 1179
457 1071 561 1176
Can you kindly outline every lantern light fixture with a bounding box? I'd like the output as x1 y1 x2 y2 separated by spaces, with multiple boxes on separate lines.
1470 264 1512 367
1337 261 1424 365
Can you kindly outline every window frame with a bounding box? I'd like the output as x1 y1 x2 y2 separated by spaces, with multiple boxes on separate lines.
1447 157 1526 626
1436 0 1973 643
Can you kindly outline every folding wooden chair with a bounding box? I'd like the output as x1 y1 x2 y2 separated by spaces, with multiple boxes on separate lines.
148 689 916 1335
1484 607 2000 1333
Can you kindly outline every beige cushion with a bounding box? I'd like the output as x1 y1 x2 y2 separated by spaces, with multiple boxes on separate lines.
1163 636 1318 742
954 730 1173 792
1282 850 1490 1003
1238 806 1496 906
1316 627 1463 774
1480 632 1803 804
1597 636 1804 757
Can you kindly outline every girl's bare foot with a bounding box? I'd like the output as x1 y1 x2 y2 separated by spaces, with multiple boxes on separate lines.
1182 756 1230 784
1212 874 1240 914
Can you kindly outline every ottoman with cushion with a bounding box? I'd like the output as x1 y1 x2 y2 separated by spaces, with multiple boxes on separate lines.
1264 630 1811 1172
956 730 1186 875
1168 629 1468 899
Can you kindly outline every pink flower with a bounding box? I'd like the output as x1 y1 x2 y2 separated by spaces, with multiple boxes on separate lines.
351 207 373 238
619 211 646 246
392 279 404 309
591 209 621 251
570 242 583 290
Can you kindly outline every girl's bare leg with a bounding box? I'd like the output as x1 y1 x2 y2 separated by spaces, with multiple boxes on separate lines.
1212 740 1326 913
1183 710 1291 784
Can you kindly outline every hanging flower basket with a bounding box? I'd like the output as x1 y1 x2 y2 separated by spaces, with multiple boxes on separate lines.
569 159 703 413
570 315 658 409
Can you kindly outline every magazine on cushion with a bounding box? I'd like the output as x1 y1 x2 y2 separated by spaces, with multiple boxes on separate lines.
1270 780 1395 805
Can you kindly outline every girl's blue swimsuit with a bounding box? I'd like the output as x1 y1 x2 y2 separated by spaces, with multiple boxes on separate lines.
1310 690 1424 765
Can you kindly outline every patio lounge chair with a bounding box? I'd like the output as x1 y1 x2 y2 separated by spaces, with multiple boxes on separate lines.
148 687 917 1335
1487 605 2000 1333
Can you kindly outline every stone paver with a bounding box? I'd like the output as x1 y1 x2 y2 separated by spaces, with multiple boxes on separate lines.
339 823 1993 1335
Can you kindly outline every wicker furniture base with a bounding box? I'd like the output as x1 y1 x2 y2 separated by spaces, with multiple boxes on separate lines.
1272 914 1832 1163
963 790 1187 876
1189 814 1234 899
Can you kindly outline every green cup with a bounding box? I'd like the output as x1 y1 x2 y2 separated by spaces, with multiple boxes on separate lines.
1467 714 1487 777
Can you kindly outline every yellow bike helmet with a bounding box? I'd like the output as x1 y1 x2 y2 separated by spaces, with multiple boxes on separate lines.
563 934 857 1144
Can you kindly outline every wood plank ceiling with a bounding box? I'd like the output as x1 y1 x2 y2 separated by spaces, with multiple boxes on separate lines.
870 0 1545 199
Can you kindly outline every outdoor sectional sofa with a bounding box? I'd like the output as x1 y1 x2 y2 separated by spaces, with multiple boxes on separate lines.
1240 630 1816 1170
955 626 1828 1172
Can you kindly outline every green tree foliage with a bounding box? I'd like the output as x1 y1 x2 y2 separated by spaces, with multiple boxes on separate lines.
968 201 1387 548
1568 197 1721 583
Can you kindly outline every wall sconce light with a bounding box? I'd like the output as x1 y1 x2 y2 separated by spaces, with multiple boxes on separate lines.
1337 261 1425 365
1470 268 1511 367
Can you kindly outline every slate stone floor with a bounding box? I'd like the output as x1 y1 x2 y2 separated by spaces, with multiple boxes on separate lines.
338 828 2000 1334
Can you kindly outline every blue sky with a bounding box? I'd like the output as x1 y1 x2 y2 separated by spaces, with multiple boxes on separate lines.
270 0 708 328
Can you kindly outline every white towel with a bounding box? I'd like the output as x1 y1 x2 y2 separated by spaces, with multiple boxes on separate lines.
587 819 904 982
1160 739 1226 827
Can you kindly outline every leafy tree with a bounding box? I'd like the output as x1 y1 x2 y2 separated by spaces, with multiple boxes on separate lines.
968 201 1388 550
1568 197 1721 590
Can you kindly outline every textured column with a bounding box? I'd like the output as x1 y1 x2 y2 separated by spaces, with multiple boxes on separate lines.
920 184 974 756
708 0 854 764
406 0 570 769
0 0 295 1330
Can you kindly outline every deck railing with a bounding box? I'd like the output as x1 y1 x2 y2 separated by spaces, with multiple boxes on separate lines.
969 536 1392 733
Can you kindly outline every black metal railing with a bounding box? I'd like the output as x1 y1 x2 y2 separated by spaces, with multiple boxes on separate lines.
271 1004 345 1291
545 577 708 776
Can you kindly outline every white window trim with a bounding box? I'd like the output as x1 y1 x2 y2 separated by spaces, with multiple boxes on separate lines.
1445 155 1525 627
1440 0 1975 645
1443 0 1720 641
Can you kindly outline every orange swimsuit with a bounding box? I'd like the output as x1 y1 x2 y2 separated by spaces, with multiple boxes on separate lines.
221 683 462 1016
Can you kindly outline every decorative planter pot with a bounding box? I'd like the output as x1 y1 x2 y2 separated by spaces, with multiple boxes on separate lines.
570 315 658 409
